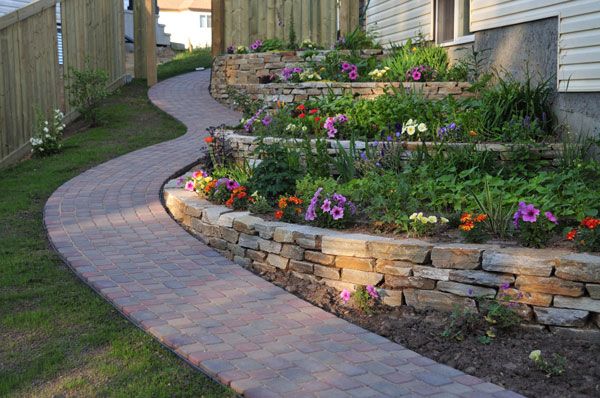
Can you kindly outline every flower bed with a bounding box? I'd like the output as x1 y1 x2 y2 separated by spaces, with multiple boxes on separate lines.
165 182 600 333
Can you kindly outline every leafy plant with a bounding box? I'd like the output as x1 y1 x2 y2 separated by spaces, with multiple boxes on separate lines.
30 109 65 157
67 63 109 125
225 87 264 118
529 350 566 377
513 202 559 248
248 143 301 200
442 305 482 341
248 193 273 214
469 179 516 239
384 36 448 81
335 26 380 50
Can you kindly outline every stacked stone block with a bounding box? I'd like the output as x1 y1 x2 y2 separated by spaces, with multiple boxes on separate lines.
165 186 600 335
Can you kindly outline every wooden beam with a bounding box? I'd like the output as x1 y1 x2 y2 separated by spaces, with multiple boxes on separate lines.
133 0 146 78
145 0 157 86
212 0 224 56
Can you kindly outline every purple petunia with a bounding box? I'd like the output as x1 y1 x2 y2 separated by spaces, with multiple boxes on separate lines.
321 199 332 213
521 204 540 223
330 206 344 220
545 211 558 225
226 179 240 191
261 115 272 126
340 289 351 302
412 70 422 81
341 62 352 72
332 193 346 205
250 39 263 51
348 70 358 81
366 285 379 299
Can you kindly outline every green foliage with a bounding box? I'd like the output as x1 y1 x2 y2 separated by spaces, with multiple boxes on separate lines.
225 87 264 118
30 109 65 157
352 286 374 314
295 175 343 203
248 193 273 214
469 180 516 239
249 143 302 200
479 72 554 142
212 161 254 185
67 63 109 125
335 26 381 50
287 17 297 50
516 215 558 248
261 38 287 52
301 138 333 178
384 37 449 81
442 306 482 341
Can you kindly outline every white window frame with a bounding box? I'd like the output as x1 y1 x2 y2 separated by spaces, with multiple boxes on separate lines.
434 0 474 47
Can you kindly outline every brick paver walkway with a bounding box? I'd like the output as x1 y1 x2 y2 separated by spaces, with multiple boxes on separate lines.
44 71 521 398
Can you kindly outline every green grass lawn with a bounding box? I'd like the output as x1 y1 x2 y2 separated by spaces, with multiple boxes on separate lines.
158 48 213 81
0 75 235 396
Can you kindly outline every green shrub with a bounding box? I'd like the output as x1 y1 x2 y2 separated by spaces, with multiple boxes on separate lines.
384 37 449 81
335 27 381 50
248 143 301 200
67 63 109 125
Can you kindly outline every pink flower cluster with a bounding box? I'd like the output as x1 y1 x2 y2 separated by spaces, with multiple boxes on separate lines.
305 189 356 225
323 114 348 138
405 65 433 82
513 201 558 229
341 62 358 81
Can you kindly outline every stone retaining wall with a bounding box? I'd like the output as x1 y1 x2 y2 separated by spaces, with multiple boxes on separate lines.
210 51 472 106
165 185 600 336
215 130 564 167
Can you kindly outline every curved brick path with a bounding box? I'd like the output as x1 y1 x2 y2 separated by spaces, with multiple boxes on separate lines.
44 71 521 398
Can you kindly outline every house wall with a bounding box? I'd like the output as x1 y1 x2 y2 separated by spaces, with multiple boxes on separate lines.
473 17 600 138
366 0 433 44
158 10 211 49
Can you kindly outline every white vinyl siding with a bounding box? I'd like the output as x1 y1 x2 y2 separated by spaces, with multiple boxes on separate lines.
366 0 433 45
471 0 600 92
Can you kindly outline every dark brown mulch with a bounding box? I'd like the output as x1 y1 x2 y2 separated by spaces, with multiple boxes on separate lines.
256 269 600 398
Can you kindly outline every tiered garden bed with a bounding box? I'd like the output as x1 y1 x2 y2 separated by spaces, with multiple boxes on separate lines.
165 184 600 334
210 51 473 106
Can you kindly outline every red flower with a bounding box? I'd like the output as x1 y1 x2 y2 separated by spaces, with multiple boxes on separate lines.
274 210 284 220
204 136 214 144
566 228 577 241
581 217 600 230
314 116 321 123
298 113 306 119
296 104 306 111
309 109 318 115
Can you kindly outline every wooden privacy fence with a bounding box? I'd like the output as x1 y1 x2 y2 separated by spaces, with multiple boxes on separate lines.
212 0 360 55
0 0 126 168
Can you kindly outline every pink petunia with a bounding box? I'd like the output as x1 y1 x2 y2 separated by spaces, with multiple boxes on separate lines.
348 70 358 81
340 289 351 302
412 70 422 81
341 62 351 72
184 181 195 192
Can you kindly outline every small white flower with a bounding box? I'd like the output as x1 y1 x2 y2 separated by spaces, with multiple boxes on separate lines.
302 126 308 132
406 119 414 125
44 121 49 125
440 217 449 224
406 125 416 136
43 127 49 133
428 216 438 223
418 123 427 132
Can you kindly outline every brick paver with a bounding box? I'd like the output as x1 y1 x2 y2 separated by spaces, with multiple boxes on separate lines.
44 71 521 397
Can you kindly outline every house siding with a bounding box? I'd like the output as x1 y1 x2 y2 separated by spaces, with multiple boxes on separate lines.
471 0 600 92
366 0 433 45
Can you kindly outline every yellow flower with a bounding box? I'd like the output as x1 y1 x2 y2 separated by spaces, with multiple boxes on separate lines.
428 215 438 223
440 217 449 224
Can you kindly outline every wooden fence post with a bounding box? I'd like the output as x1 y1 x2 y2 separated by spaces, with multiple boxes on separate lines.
212 0 224 56
339 0 360 37
134 0 157 86
145 0 157 86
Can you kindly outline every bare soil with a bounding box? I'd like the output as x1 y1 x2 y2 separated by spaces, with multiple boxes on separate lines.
256 268 600 398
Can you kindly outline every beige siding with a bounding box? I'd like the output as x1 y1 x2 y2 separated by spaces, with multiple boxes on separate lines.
366 0 433 45
471 0 600 92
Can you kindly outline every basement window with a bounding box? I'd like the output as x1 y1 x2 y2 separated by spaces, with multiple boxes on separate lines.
435 0 473 45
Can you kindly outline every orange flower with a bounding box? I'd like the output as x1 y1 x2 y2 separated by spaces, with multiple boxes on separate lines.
204 136 214 144
460 213 472 223
225 196 234 207
275 210 284 220
459 221 474 232
309 109 318 115
469 130 478 137
474 214 488 223
289 196 302 205
205 180 217 193
278 197 288 209
237 191 247 199
566 228 577 241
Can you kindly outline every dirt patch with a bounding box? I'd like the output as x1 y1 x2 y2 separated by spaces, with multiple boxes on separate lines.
256 269 600 398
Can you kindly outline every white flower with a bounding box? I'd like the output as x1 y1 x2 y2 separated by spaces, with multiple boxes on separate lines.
406 119 414 125
43 127 49 133
45 134 51 139
44 121 49 125
302 126 308 132
409 212 418 220
406 125 416 136
440 217 449 224
428 216 438 223
418 123 427 132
